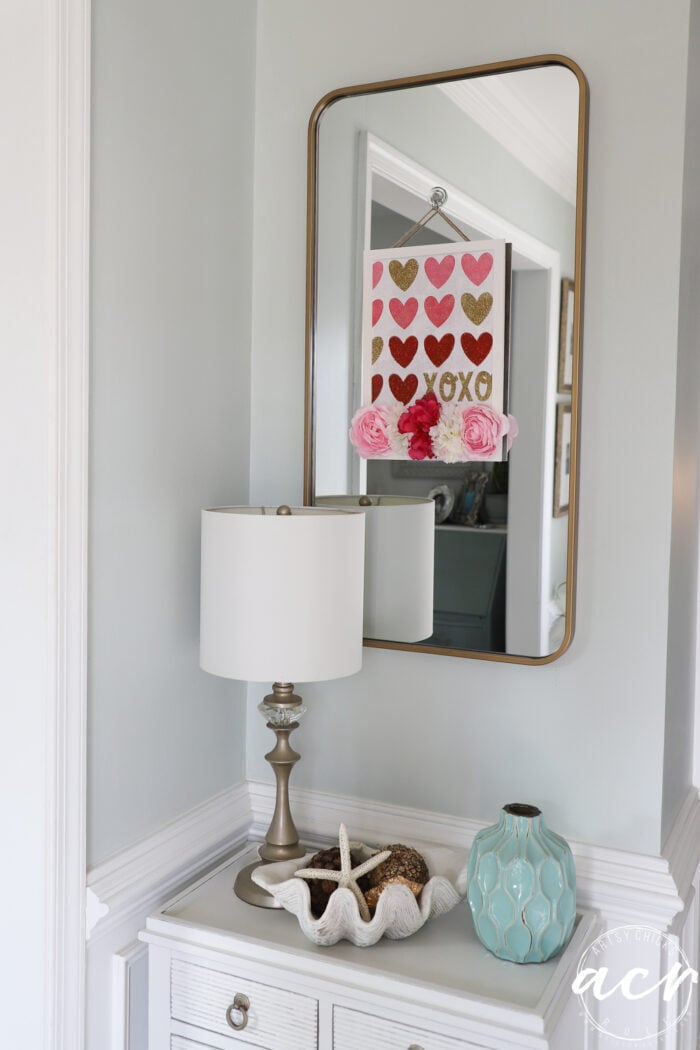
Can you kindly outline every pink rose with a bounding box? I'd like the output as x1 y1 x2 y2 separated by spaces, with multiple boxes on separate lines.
461 404 509 459
349 405 392 458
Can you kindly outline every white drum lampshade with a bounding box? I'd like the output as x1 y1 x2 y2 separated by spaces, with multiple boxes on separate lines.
315 495 434 643
200 505 364 682
199 505 365 907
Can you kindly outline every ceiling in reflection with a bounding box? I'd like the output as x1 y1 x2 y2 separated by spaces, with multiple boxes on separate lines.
439 67 579 202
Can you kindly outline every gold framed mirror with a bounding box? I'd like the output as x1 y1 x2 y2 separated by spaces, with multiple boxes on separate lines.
304 55 588 664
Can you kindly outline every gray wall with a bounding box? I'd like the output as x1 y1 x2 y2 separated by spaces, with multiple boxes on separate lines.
88 0 257 865
248 0 693 855
663 3 700 844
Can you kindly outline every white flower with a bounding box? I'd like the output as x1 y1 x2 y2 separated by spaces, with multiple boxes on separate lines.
384 403 410 456
430 404 468 463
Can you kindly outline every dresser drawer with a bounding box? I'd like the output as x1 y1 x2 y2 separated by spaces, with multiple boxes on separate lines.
170 957 317 1049
333 1005 478 1050
172 1037 222 1050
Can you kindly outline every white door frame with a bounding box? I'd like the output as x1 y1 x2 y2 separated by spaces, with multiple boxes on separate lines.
46 0 91 1046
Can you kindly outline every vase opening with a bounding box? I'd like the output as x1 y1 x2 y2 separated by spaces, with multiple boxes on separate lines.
503 803 541 818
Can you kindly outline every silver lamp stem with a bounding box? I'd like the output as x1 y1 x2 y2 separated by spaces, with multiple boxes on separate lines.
233 682 307 907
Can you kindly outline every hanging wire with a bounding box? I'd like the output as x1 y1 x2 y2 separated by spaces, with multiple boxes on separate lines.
391 187 471 248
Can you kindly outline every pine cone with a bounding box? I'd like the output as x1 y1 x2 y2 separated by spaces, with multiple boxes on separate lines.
364 844 430 912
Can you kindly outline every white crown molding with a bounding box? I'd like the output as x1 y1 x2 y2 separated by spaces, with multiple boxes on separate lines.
367 133 560 273
438 78 577 205
45 1 91 1048
87 781 251 942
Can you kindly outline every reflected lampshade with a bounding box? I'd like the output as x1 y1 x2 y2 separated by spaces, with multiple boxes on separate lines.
315 496 434 643
200 506 365 683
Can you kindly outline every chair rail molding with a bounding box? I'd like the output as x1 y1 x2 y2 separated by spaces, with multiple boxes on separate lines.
90 779 700 942
96 780 700 1050
249 780 698 930
45 0 91 1048
87 781 252 942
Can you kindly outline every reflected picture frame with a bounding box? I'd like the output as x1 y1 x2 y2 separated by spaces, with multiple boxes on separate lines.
558 277 575 394
553 403 572 517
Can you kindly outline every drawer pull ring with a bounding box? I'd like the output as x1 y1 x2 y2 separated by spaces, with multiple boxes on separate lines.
225 993 250 1031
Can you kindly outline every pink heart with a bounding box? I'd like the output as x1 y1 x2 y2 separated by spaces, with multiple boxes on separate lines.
389 297 418 329
461 252 493 286
424 294 455 328
372 261 383 289
425 255 455 289
372 299 383 326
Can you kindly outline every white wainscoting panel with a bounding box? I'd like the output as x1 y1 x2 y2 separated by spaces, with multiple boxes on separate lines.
112 941 148 1050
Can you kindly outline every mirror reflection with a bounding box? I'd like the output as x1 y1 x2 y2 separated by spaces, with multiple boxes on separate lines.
306 58 587 662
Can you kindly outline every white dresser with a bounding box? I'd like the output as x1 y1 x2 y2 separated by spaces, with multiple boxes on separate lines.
140 844 598 1050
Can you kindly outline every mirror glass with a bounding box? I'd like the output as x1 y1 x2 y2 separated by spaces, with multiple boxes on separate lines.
305 57 587 663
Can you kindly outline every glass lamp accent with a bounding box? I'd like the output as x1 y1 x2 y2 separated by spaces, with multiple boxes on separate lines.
315 495 434 642
200 505 365 907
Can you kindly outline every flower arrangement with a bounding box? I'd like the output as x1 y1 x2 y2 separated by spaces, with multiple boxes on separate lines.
349 392 518 463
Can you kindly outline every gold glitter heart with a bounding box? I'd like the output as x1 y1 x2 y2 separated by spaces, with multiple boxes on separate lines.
372 337 383 364
461 292 493 325
389 258 419 292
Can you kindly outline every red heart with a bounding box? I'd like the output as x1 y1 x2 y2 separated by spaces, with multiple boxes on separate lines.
371 374 383 402
389 335 418 368
425 295 455 327
372 261 383 289
461 252 493 286
425 255 455 289
461 332 493 365
424 334 455 368
389 297 418 329
372 299 383 326
389 373 418 405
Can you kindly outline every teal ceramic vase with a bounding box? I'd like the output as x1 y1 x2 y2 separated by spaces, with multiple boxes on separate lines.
467 803 576 963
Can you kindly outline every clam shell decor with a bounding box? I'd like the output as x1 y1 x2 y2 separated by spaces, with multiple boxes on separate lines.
251 841 469 947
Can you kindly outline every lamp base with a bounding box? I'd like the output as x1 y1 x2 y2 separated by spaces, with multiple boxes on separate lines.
234 859 284 909
233 682 309 908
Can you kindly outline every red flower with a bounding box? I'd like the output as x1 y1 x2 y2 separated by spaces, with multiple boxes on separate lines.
398 392 441 460
398 392 441 434
407 430 435 460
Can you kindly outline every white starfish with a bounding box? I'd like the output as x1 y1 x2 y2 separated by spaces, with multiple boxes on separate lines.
295 823 392 922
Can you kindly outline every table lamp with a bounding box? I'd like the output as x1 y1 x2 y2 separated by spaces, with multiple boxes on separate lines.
315 495 434 642
200 505 365 907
